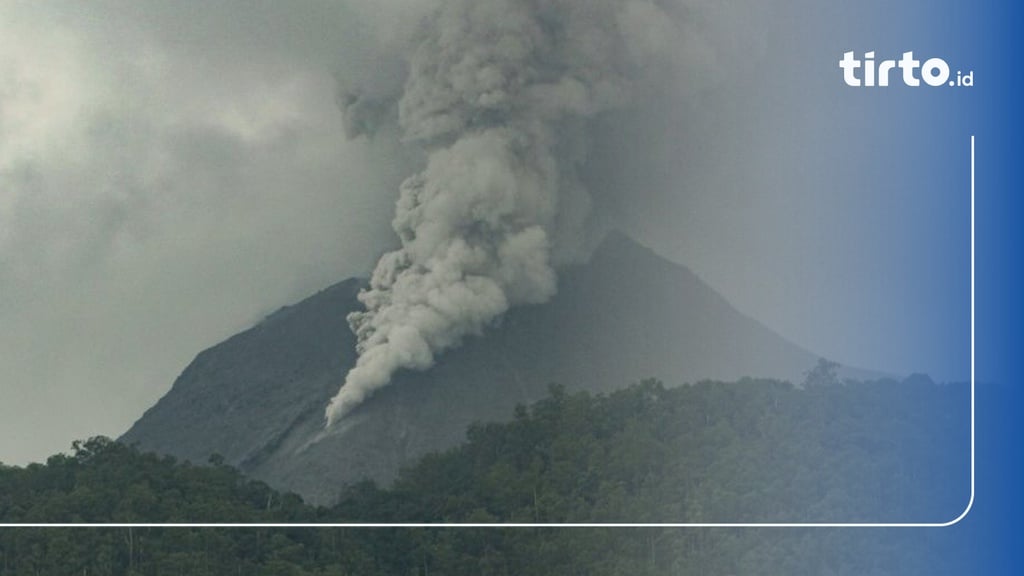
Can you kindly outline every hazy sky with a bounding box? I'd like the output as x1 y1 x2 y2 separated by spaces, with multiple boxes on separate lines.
0 1 972 465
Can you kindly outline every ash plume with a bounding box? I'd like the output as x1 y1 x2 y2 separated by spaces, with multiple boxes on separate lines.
326 0 684 426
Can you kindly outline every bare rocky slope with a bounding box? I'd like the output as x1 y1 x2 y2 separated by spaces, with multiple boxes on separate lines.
122 233 823 505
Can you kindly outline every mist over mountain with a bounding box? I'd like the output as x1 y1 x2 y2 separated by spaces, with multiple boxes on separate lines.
122 233 824 505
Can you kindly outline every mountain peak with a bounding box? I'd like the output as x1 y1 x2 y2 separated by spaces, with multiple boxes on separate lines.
594 228 646 254
122 232 817 505
586 230 700 284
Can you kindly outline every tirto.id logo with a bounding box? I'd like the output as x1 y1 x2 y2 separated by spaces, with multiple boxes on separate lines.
839 51 973 87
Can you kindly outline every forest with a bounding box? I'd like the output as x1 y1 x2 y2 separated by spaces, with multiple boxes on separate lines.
0 366 971 575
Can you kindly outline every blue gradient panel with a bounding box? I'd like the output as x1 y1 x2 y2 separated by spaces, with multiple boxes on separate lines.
726 1 1020 572
808 1 1021 573
966 1 1024 573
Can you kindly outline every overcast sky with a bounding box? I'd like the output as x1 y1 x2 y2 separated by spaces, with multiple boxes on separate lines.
0 1 971 465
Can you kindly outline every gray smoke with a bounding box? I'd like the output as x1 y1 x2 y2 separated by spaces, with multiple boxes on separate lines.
326 0 685 425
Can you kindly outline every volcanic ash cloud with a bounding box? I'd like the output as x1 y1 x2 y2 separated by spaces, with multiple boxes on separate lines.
326 0 682 426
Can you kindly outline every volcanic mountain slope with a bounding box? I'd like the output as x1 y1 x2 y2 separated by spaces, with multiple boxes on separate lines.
122 233 823 505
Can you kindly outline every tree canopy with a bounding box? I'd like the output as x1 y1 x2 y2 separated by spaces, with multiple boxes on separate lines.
0 373 970 575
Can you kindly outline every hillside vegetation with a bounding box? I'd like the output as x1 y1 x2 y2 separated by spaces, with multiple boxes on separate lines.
1 368 970 575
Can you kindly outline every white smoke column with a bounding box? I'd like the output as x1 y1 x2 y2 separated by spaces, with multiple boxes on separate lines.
326 0 681 426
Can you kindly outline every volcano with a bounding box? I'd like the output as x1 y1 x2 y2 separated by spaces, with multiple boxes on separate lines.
122 233 824 505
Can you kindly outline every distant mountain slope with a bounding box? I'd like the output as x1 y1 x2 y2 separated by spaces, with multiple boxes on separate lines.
122 233 822 505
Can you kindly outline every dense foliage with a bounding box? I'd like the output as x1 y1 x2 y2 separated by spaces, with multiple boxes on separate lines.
0 369 971 575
